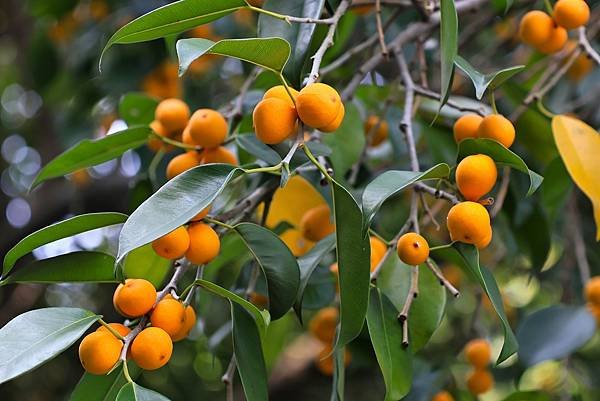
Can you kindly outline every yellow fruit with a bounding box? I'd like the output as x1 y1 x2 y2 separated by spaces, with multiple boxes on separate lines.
446 202 492 247
364 115 389 146
464 339 492 368
585 276 600 304
396 232 430 265
166 152 202 179
113 279 157 318
315 345 351 376
155 98 190 134
172 304 197 342
263 85 299 107
253 98 298 144
79 332 123 375
536 25 568 54
519 11 554 47
150 298 186 339
200 146 238 165
191 204 211 222
477 114 516 148
96 323 131 338
455 154 498 201
466 369 494 395
151 226 190 260
553 0 590 30
370 236 388 272
431 391 455 401
300 204 335 242
453 114 483 143
296 83 343 131
309 307 338 343
188 109 228 149
130 327 173 370
185 222 220 265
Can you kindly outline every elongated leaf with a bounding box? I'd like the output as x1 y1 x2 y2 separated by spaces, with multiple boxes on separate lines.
457 138 543 196
194 279 269 336
236 134 282 165
116 382 170 401
258 0 326 84
234 223 300 320
330 346 345 401
3 212 127 276
332 180 370 347
0 307 100 384
117 164 243 261
100 0 247 68
177 37 290 75
33 128 150 188
516 305 596 366
430 243 518 363
552 115 600 240
1 252 117 285
455 56 525 100
439 0 458 109
294 234 336 320
501 391 550 401
232 303 269 401
361 164 451 231
70 364 141 401
367 287 413 401
119 93 158 126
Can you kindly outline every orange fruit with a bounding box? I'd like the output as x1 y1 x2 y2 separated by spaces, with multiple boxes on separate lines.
453 114 483 143
148 120 174 152
553 0 590 29
172 304 197 342
477 114 515 148
155 98 190 134
150 298 187 339
585 276 600 304
396 232 430 265
431 391 455 401
96 323 131 338
130 327 173 370
296 83 343 131
253 98 298 144
300 204 335 242
519 11 554 46
113 279 156 318
188 109 228 149
200 146 238 165
466 369 494 395
464 339 492 368
455 154 498 201
446 202 492 247
567 52 594 81
79 331 123 375
151 226 190 260
319 103 345 133
536 25 568 54
309 307 338 343
370 236 388 272
185 222 220 265
364 115 389 146
263 85 299 107
315 345 351 376
166 152 202 179
191 204 211 222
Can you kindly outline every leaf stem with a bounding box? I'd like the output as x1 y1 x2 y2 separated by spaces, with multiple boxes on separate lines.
302 143 332 182
99 318 125 341
151 131 202 151
122 360 134 383
204 217 235 230
278 73 297 107
489 91 498 114
244 163 283 175
536 97 555 119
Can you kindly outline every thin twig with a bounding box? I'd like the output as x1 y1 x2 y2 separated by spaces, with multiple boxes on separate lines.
375 0 388 56
569 195 591 284
227 67 261 129
399 265 419 346
419 192 440 230
425 259 460 297
415 182 460 204
579 26 600 66
490 167 510 218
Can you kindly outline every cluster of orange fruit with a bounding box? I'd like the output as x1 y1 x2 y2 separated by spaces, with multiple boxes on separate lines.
519 0 590 54
453 113 515 148
585 276 600 323
464 339 495 395
78 279 196 374
308 307 351 375
253 83 345 144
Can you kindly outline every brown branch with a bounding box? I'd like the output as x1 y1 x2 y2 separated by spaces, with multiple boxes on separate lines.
375 0 389 56
425 259 460 297
415 182 460 204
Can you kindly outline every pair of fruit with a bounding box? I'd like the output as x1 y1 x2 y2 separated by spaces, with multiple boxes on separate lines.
463 339 494 395
253 83 345 145
519 0 589 54
152 220 220 265
585 276 600 324
453 113 516 148
456 154 498 201
364 115 389 147
308 307 351 375
447 201 493 249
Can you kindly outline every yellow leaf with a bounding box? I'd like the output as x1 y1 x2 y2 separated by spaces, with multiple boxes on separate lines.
552 115 600 240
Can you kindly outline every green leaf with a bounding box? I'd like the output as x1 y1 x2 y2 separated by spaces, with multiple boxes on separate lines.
3 212 127 277
117 164 243 262
367 287 413 401
123 244 171 288
236 134 282 165
439 0 458 109
457 138 543 196
258 0 326 84
501 391 550 401
232 303 269 401
100 0 247 68
32 128 150 188
294 234 336 321
194 279 269 336
177 37 291 76
322 103 365 177
119 93 158 126
541 157 572 222
330 346 345 401
332 180 370 347
516 305 596 366
454 56 525 100
511 205 550 272
116 382 170 401
70 363 141 401
1 252 117 285
361 164 451 231
430 243 518 364
233 223 300 320
0 307 100 384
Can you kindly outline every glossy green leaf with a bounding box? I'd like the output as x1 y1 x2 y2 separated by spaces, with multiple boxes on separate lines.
32 128 150 188
194 279 269 336
457 138 543 196
118 93 158 126
294 234 336 320
541 157 572 222
0 307 100 384
367 287 413 401
70 363 141 401
361 164 451 231
501 391 550 401
117 164 243 261
439 0 458 109
322 103 365 177
236 134 282 165
430 243 518 363
233 222 300 320
258 0 326 84
516 305 596 366
454 56 525 100
232 303 269 401
100 0 247 68
3 212 127 277
123 244 171 288
177 37 290 75
512 205 550 272
332 180 370 347
1 252 117 285
330 346 345 401
116 382 170 401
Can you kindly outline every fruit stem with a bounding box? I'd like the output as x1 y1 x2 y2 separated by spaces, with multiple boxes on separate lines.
368 228 391 245
151 131 202 151
122 360 134 384
247 5 290 23
489 91 498 114
98 319 125 341
302 143 332 182
244 163 283 175
536 97 555 119
204 217 234 230
278 73 297 107
148 148 164 190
